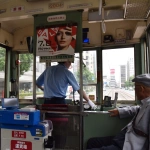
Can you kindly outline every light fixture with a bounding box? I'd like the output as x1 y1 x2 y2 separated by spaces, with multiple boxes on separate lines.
102 21 106 33
99 0 102 15
133 21 146 38
101 8 106 33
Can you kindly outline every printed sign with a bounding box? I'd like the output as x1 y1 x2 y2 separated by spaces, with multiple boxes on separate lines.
49 2 64 9
110 69 115 74
0 9 6 14
11 6 24 12
36 23 77 57
14 112 29 120
67 3 92 9
89 95 95 101
115 38 126 44
40 55 74 62
25 8 43 14
11 140 32 150
47 15 66 22
12 131 26 138
0 0 11 4
36 129 43 136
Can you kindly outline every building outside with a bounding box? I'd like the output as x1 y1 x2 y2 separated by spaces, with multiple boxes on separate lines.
109 69 117 88
127 57 134 80
120 65 126 88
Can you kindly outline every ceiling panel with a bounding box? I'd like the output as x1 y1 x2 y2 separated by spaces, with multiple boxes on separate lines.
124 0 150 19
1 17 33 33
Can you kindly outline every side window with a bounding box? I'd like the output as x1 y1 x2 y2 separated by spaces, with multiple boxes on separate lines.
67 50 97 101
102 47 135 101
36 50 97 101
19 53 33 99
18 55 46 99
0 47 6 98
36 56 45 98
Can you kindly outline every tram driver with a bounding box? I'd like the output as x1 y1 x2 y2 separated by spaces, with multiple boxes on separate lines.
36 60 97 109
87 74 150 150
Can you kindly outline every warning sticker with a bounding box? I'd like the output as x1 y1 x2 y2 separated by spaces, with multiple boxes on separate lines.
11 140 32 150
12 131 26 138
14 113 29 120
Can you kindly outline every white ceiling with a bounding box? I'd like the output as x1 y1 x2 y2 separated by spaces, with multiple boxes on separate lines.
1 17 34 33
0 0 150 34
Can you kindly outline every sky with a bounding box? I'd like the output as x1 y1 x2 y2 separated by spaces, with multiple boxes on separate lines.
103 47 134 82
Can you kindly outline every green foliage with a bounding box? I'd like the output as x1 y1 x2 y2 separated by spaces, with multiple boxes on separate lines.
19 91 43 99
125 76 134 87
19 93 33 99
19 54 33 75
0 48 33 75
75 66 96 93
75 65 96 84
0 47 6 71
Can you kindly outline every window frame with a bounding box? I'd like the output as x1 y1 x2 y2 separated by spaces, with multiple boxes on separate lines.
82 48 98 102
0 45 7 98
17 52 34 102
101 44 140 104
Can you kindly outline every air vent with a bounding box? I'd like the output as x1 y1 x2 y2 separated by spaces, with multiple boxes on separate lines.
133 21 146 38
88 9 124 22
124 0 150 19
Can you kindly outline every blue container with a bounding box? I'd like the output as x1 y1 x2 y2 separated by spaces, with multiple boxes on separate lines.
0 109 40 125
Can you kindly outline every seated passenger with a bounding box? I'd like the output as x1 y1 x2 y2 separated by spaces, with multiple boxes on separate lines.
87 74 150 150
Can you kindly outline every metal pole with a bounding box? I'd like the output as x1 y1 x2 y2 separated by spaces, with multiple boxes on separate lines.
79 52 83 150
33 51 36 104
146 31 150 73
124 0 128 19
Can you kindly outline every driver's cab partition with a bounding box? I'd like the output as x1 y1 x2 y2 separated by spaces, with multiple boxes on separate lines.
83 112 132 149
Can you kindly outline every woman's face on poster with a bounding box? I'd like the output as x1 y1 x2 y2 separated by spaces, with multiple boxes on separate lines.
56 27 72 50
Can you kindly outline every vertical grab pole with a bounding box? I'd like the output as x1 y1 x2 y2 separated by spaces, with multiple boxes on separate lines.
33 54 36 105
79 52 84 150
147 31 150 73
79 52 84 110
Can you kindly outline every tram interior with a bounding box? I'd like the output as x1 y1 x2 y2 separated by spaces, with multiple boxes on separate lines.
0 0 150 149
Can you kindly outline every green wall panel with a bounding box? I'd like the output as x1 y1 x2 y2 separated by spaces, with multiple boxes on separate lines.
83 112 132 149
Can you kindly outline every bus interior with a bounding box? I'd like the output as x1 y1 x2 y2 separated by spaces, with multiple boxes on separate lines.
0 0 150 149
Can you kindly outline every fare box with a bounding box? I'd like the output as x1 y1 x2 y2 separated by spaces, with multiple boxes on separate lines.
0 110 40 125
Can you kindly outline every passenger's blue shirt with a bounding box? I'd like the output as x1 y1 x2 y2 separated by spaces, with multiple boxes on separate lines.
36 64 80 98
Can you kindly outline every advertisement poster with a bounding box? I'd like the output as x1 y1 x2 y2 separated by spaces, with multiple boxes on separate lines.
36 24 77 57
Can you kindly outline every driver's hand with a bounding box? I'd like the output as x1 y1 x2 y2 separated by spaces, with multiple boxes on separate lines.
108 109 119 117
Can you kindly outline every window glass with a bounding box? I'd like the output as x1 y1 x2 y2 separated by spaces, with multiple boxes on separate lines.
0 47 6 99
36 56 45 98
36 50 97 101
19 55 46 99
66 86 96 101
102 47 135 101
67 50 97 101
74 51 97 84
19 54 33 99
